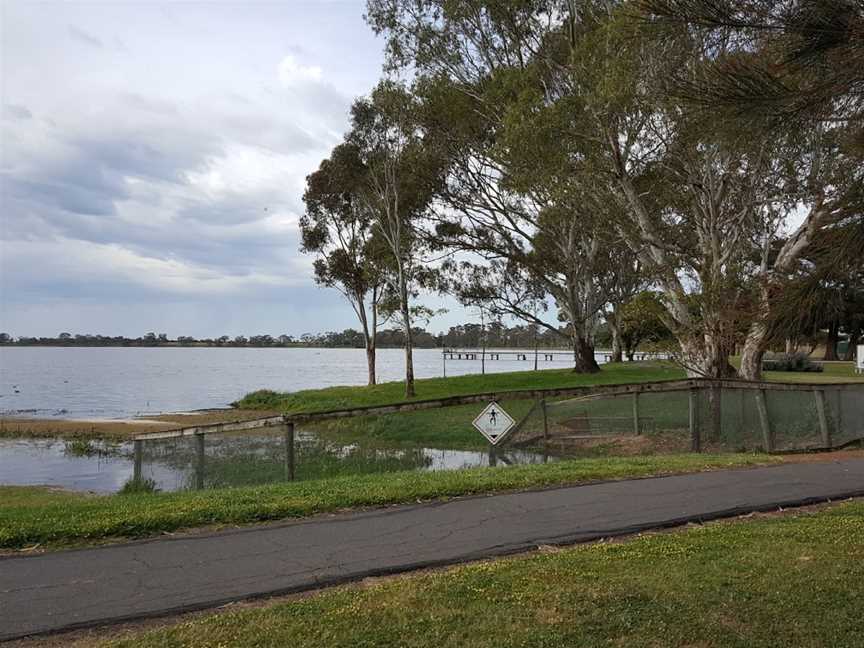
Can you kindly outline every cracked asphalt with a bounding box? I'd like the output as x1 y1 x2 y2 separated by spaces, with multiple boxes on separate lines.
2 459 864 641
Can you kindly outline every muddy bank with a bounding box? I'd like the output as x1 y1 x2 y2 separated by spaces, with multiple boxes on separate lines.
0 409 280 440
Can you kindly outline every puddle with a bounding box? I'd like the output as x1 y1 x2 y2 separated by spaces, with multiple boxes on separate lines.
0 429 551 494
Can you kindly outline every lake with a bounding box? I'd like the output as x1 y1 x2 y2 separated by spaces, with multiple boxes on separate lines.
0 428 552 493
0 346 589 419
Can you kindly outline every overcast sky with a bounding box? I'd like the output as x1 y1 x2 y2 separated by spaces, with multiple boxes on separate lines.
0 0 465 338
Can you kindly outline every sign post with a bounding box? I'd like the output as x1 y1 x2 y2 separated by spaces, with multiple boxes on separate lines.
473 401 516 446
857 345 864 374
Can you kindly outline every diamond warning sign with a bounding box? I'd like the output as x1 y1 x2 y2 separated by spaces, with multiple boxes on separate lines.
472 402 515 446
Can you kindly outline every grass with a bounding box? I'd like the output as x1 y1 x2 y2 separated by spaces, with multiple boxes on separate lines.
763 361 864 383
302 397 542 450
243 362 683 450
238 360 863 417
0 485 87 508
239 361 862 450
236 362 685 414
102 499 864 648
0 453 776 549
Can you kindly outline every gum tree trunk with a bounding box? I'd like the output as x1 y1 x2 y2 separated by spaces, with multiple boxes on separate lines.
572 330 600 374
610 321 623 363
398 267 415 397
680 334 737 379
739 283 771 381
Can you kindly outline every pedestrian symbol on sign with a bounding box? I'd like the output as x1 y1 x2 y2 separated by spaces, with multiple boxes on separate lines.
473 402 515 446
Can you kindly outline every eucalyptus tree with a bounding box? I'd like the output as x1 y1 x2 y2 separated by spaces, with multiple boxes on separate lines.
637 0 864 130
301 142 389 385
349 81 444 397
401 24 617 373
444 201 610 373
618 290 673 361
635 0 864 379
368 0 860 379
602 249 647 362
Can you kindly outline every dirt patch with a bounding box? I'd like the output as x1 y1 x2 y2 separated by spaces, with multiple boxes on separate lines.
545 431 693 456
774 448 864 463
0 409 279 441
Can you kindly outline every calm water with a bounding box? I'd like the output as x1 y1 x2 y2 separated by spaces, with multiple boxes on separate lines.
0 346 587 419
0 429 551 493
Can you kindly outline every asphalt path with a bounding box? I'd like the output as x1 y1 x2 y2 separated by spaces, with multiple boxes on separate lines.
3 459 864 641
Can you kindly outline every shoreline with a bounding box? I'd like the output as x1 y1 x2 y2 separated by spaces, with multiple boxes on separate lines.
0 409 279 441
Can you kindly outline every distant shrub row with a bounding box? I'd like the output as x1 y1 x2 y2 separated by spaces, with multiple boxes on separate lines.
762 352 824 373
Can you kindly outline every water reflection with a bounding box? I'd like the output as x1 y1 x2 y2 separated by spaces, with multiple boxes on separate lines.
0 428 551 494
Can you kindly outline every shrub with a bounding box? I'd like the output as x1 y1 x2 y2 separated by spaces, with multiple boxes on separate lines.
762 352 824 373
119 477 158 495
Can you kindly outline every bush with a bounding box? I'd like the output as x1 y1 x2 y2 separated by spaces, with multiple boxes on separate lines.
762 352 824 373
119 477 158 495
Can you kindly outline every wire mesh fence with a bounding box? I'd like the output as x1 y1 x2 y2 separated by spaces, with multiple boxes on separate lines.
131 406 553 493
132 425 449 491
505 381 864 455
129 378 864 492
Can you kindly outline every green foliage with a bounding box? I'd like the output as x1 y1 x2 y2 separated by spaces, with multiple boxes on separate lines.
118 477 158 495
762 352 824 373
619 291 674 359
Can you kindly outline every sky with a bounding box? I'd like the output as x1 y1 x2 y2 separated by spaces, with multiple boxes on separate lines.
0 0 465 338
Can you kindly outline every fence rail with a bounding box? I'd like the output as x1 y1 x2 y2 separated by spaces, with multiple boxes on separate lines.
505 380 864 455
131 377 864 486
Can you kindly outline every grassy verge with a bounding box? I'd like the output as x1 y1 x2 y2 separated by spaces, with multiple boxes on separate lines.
239 361 862 450
0 409 277 441
0 486 88 508
763 361 864 383
238 361 862 417
102 499 864 648
236 362 685 413
245 362 683 450
0 454 775 550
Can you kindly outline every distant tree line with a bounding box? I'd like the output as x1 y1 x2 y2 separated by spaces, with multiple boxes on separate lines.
0 323 626 349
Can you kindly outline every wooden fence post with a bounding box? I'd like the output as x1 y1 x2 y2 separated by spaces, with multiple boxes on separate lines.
709 385 722 443
632 392 640 436
813 389 831 448
284 422 295 481
540 399 549 447
133 439 143 482
754 390 774 452
689 388 701 452
195 433 205 490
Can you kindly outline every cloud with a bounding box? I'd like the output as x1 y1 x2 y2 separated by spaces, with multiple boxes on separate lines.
277 55 323 85
68 25 103 48
0 1 401 336
2 104 32 120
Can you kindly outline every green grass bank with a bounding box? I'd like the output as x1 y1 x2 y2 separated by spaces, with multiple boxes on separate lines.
236 362 685 413
236 361 863 416
237 361 862 450
102 499 864 648
0 454 775 550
